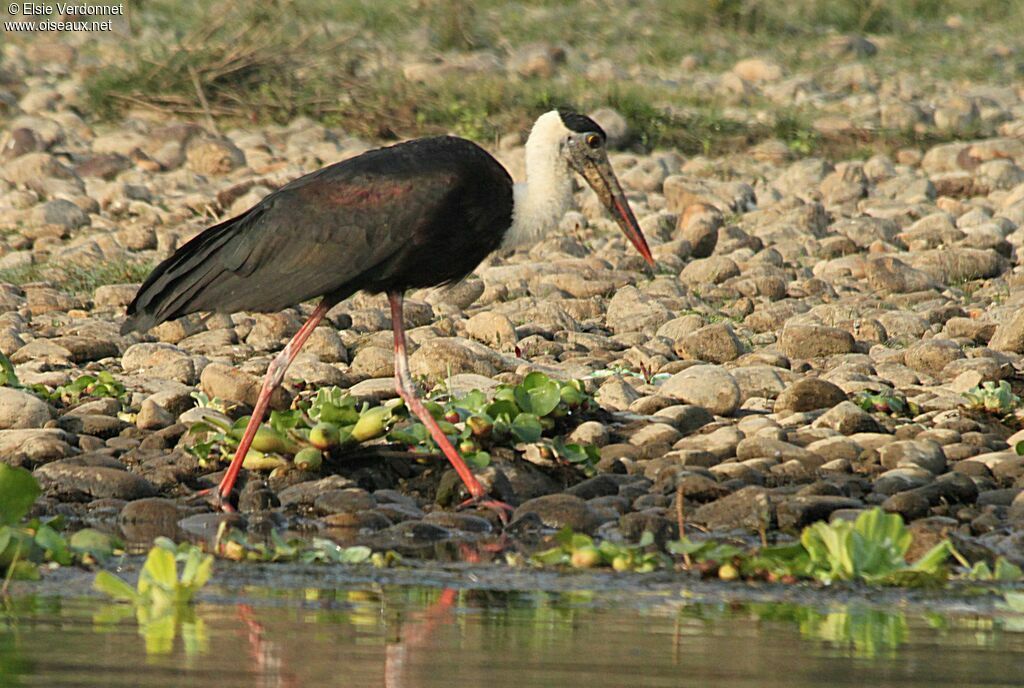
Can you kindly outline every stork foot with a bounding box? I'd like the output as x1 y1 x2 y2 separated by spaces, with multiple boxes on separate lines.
189 486 237 513
456 495 514 525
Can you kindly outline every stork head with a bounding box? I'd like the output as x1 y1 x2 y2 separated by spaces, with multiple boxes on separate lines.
547 108 655 267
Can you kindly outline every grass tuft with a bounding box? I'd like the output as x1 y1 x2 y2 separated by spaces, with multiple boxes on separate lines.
0 261 154 294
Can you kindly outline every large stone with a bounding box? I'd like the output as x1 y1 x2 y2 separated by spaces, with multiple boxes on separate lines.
664 176 756 215
779 324 855 358
122 342 196 384
605 286 672 333
776 495 864 530
512 494 599 534
0 387 52 429
730 366 786 402
0 429 72 464
679 256 740 285
350 346 395 379
864 256 938 294
692 486 774 531
736 437 824 469
186 138 245 175
989 310 1024 353
465 311 518 350
199 362 289 410
35 461 155 501
661 365 741 416
30 199 89 231
879 440 947 475
812 401 881 434
904 339 964 377
675 323 744 363
905 248 1007 284
409 337 511 382
774 378 847 413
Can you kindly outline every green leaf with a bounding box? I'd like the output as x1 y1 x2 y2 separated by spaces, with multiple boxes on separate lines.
554 526 576 547
0 351 19 387
464 451 490 469
6 559 39 580
180 548 214 592
140 546 178 594
35 523 71 566
337 545 372 564
388 423 429 446
485 399 519 422
94 570 140 602
455 389 488 414
511 413 543 443
514 373 561 416
667 538 706 555
422 401 445 419
0 464 41 526
851 508 910 576
995 557 1024 581
70 528 117 560
0 527 33 568
802 519 855 581
531 547 570 566
907 541 952 575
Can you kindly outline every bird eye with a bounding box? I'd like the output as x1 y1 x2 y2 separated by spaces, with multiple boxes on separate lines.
585 133 601 149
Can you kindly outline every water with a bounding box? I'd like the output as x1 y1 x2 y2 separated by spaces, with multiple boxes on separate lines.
3 566 1024 687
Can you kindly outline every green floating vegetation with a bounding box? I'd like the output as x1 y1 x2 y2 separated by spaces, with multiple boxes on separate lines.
186 372 599 479
94 539 213 610
93 539 213 656
1 465 119 584
534 507 1023 588
214 527 395 567
531 530 669 573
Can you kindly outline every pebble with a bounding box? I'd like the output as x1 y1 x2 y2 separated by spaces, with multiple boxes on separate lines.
6 32 1024 555
661 365 741 416
512 494 600 534
0 387 52 429
35 461 156 501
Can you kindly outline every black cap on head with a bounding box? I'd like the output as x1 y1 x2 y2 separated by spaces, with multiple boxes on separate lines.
556 108 606 140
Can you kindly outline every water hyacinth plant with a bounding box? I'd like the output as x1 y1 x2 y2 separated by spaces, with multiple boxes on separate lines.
184 371 600 478
0 466 119 584
962 380 1020 417
93 540 214 656
531 508 1007 588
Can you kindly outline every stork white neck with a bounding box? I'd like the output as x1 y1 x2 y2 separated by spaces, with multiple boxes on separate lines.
502 111 575 249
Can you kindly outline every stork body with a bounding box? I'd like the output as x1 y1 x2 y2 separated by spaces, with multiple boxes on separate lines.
123 110 654 511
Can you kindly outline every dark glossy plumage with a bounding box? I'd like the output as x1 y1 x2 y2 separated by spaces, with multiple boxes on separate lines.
122 136 513 333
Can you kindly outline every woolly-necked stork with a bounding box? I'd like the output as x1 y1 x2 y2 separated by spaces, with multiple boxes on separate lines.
122 109 655 512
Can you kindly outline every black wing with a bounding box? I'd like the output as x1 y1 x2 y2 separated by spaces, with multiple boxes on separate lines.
122 137 512 333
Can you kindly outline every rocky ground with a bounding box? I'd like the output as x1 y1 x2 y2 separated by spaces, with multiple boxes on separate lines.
5 19 1024 565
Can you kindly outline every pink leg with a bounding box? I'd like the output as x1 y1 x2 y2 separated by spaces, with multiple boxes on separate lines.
215 300 331 507
388 291 510 514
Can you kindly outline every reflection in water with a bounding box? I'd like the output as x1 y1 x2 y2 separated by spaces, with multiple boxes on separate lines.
93 602 209 660
4 585 1024 687
743 602 910 658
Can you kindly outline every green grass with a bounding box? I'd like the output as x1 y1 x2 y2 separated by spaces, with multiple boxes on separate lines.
0 260 154 294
